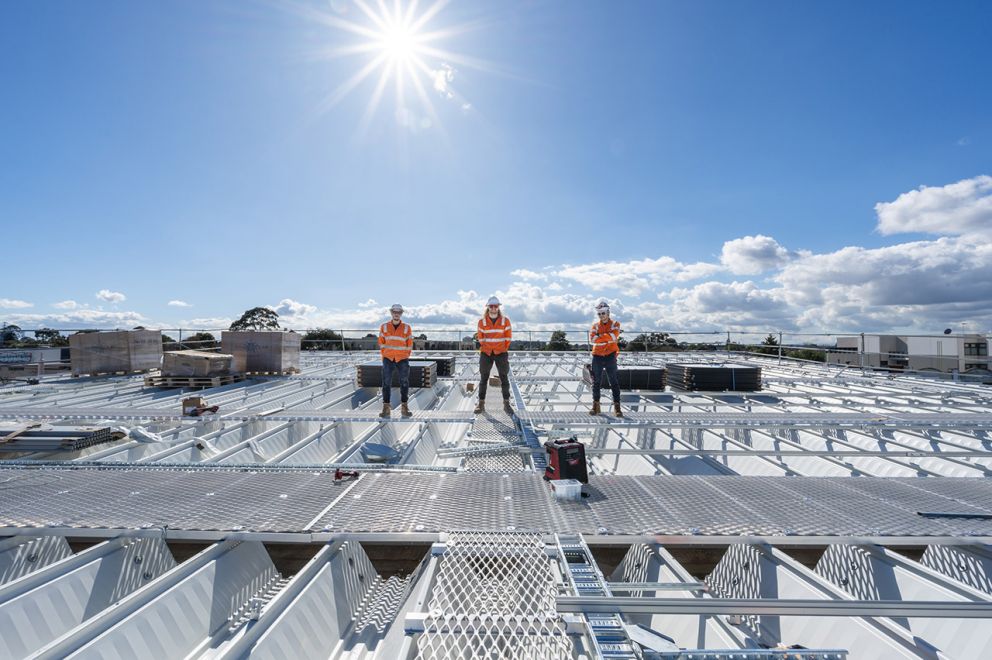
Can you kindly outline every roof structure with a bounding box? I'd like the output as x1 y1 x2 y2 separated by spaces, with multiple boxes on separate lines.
1 350 992 658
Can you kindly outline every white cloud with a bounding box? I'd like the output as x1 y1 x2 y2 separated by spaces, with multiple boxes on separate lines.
720 234 793 274
358 298 379 309
52 300 78 310
271 298 318 319
2 309 149 330
875 174 992 237
168 300 191 307
554 256 720 295
0 299 32 309
180 317 232 330
432 63 455 99
510 269 546 281
96 289 126 303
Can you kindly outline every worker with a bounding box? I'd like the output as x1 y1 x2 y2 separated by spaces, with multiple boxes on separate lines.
378 303 413 418
589 300 623 417
475 296 514 415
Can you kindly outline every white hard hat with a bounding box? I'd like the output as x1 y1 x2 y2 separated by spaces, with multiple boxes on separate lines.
390 303 403 312
487 296 501 306
595 301 610 312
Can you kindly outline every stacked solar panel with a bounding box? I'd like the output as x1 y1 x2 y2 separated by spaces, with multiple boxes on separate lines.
666 363 762 391
581 365 667 390
356 361 437 388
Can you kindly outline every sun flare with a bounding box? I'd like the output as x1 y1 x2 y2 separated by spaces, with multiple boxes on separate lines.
305 0 489 132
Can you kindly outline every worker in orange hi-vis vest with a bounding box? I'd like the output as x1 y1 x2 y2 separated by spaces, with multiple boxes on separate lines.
475 296 514 415
378 303 414 418
589 300 623 417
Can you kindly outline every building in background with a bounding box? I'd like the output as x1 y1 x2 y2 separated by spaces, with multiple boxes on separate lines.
827 333 990 374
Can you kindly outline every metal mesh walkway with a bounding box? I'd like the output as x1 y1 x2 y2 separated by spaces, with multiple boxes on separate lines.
5 468 992 538
415 531 573 660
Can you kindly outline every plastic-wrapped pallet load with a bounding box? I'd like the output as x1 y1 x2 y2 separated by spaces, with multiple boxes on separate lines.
582 364 666 390
356 361 437 388
161 350 233 377
69 330 162 376
221 331 301 374
667 363 762 391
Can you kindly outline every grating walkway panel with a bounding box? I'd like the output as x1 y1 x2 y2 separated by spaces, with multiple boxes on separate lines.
416 531 573 660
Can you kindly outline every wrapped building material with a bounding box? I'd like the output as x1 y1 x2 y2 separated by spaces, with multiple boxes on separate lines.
69 330 162 376
221 331 301 374
162 350 233 377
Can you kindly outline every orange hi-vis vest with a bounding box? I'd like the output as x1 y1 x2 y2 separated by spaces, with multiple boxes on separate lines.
478 314 512 355
590 318 621 356
379 321 413 361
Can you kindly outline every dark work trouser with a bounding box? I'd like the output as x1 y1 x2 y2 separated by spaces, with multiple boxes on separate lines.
591 352 621 403
478 351 511 401
381 357 410 404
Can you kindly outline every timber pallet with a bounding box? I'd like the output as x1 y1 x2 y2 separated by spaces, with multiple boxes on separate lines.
143 374 246 389
244 369 302 376
73 368 156 379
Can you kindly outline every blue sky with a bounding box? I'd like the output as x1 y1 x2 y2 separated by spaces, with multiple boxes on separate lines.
2 0 990 336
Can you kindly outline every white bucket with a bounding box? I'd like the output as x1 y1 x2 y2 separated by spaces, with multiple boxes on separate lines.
552 478 583 501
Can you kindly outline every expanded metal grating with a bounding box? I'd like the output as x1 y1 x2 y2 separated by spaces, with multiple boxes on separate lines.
416 531 573 660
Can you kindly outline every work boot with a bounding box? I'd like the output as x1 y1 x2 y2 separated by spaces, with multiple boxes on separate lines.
474 400 485 414
503 399 514 415
379 403 391 418
613 402 624 418
589 401 601 416
400 402 413 418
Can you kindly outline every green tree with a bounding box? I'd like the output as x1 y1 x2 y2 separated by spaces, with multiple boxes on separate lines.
546 330 572 351
162 334 180 351
757 333 779 355
0 324 22 344
183 332 217 350
229 307 281 331
787 348 826 362
34 328 68 346
628 332 675 351
302 328 344 350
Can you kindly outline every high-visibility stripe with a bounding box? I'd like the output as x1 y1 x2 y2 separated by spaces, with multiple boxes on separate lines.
479 338 509 343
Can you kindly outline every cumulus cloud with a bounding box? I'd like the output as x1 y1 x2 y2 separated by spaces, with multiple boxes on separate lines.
358 298 379 309
432 63 455 99
96 289 126 303
52 300 78 310
720 235 793 274
271 299 318 318
555 256 719 295
875 174 992 236
662 281 796 331
510 269 546 281
179 317 232 330
168 300 191 307
0 299 32 309
3 309 149 330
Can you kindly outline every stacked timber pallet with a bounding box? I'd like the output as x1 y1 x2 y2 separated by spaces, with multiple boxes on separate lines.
0 424 124 452
582 364 667 390
221 331 301 374
144 373 246 389
356 361 437 388
667 363 762 391
69 330 162 377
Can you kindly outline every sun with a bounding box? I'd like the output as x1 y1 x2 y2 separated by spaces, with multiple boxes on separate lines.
302 0 491 132
381 24 417 62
